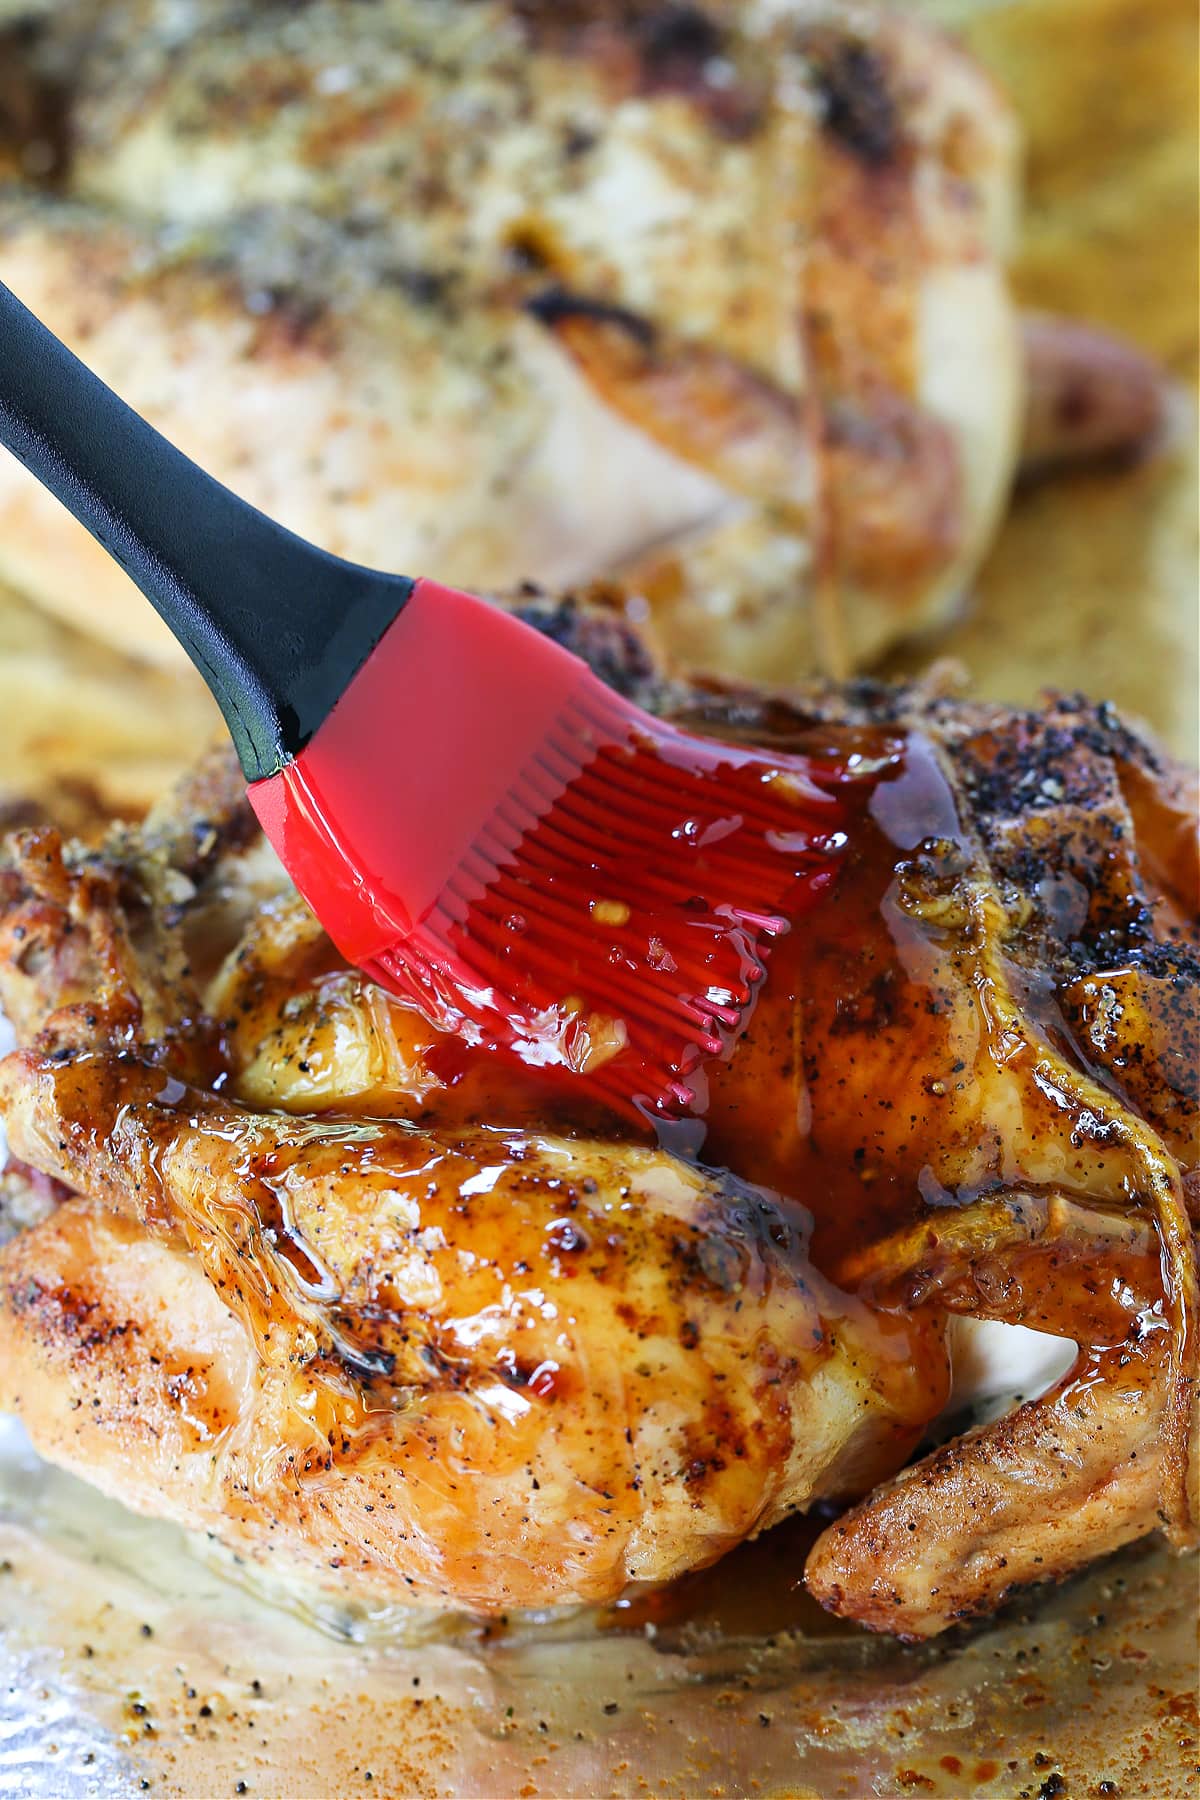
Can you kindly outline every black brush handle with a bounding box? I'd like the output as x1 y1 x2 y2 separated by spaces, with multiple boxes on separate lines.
0 280 416 780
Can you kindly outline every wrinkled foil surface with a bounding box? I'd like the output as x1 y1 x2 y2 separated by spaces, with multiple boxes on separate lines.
1 1415 1197 1799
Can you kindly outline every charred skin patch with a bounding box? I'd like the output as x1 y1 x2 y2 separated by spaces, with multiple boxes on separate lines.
508 587 668 707
0 20 71 186
526 284 657 348
509 1 765 138
809 36 900 168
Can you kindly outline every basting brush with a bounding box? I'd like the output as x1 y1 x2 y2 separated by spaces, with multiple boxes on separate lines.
0 280 848 1118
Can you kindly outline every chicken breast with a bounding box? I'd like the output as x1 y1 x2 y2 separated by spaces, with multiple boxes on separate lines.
0 595 1195 1631
0 1117 942 1610
0 0 1025 680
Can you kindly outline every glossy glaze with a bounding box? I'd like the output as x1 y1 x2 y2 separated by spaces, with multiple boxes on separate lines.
0 681 1195 1629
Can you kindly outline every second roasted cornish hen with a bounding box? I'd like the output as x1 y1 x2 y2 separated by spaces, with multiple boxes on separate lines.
0 0 1023 680
0 0 1165 701
0 598 1195 1634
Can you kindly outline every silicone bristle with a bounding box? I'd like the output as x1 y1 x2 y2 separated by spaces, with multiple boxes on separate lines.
366 679 848 1121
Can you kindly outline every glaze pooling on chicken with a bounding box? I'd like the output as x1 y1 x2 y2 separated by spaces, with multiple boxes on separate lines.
0 600 1194 1636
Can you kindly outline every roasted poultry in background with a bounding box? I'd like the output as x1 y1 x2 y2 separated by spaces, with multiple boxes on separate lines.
0 0 1162 682
0 595 1195 1635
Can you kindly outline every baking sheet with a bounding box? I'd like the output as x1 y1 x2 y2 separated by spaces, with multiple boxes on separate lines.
0 0 1197 1795
1 1414 1197 1800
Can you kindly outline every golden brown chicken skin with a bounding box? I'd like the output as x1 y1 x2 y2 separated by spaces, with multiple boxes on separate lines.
1 0 1169 717
0 0 1019 679
0 0 1158 689
0 601 1196 1633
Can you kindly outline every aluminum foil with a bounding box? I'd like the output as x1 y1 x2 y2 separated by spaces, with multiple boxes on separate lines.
1 1413 1197 1799
2 944 1193 1797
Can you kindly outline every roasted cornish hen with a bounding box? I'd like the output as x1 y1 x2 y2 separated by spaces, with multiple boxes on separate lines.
0 0 1161 683
0 596 1194 1635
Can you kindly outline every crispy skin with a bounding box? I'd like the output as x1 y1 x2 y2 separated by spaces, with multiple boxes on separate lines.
0 607 1196 1629
808 1194 1179 1633
0 1105 937 1610
807 1352 1167 1635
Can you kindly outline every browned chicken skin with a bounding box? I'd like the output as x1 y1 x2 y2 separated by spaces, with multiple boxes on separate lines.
0 0 1165 685
0 600 1196 1634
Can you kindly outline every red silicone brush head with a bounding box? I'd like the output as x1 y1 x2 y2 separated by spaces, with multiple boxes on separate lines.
249 581 848 1121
